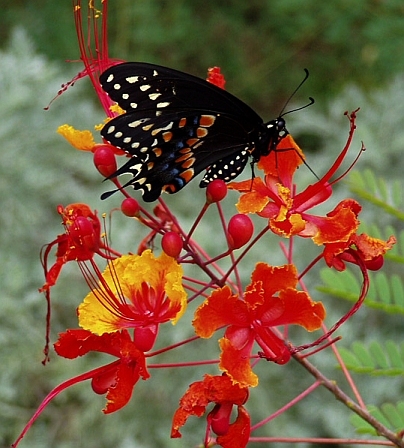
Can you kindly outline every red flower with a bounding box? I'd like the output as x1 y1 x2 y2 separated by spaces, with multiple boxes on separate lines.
12 329 149 448
193 263 325 387
55 329 149 412
171 374 250 448
72 0 121 115
39 203 117 363
207 66 226 89
229 112 360 244
40 203 113 293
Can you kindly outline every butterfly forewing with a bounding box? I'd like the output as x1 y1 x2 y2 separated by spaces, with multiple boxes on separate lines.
99 62 262 126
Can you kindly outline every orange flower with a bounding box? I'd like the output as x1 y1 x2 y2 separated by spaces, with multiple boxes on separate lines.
78 250 187 351
229 112 360 244
193 263 325 387
323 201 396 271
171 374 250 448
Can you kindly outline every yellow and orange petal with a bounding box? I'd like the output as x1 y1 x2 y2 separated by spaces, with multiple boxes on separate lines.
269 212 307 238
193 286 248 338
353 233 396 261
248 263 298 298
246 264 325 331
258 134 304 178
236 190 269 214
171 374 249 438
219 337 258 387
274 288 326 331
79 250 187 334
312 202 360 245
57 124 96 151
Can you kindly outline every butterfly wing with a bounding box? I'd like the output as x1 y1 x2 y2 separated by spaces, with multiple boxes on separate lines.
99 62 264 201
99 62 262 127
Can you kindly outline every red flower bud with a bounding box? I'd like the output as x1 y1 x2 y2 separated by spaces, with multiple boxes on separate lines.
121 198 140 217
162 231 183 258
93 144 117 177
91 368 117 395
209 402 232 436
68 215 99 252
227 214 254 249
206 179 228 203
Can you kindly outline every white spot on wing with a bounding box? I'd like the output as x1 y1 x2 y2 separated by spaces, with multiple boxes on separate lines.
128 119 150 128
126 76 139 84
149 93 162 101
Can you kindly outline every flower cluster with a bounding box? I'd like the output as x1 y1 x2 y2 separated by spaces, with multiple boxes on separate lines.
12 1 396 447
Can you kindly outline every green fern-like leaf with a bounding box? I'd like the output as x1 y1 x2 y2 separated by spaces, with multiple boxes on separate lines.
338 341 404 375
319 268 404 315
350 402 404 435
349 170 404 220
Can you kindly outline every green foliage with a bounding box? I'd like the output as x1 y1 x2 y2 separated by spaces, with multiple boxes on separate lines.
319 265 404 315
351 402 404 436
3 0 404 113
349 169 404 221
338 341 404 375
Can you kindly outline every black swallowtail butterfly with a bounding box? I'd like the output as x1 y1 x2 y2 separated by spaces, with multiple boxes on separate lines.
99 62 300 202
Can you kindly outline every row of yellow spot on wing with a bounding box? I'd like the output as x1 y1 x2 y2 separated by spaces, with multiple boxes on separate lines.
176 147 196 170
176 154 192 163
162 131 173 142
153 147 163 157
186 138 199 147
180 168 195 182
196 127 208 138
161 167 195 194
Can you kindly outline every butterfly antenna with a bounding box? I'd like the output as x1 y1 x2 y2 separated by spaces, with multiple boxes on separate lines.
279 69 314 117
281 96 315 117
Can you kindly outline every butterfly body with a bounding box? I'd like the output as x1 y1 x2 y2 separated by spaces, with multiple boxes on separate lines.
100 62 287 202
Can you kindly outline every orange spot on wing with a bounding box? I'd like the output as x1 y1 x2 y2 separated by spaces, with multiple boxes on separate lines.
162 131 173 142
180 168 194 183
179 147 192 154
181 158 195 169
186 138 199 147
197 128 208 138
200 115 216 127
176 152 193 162
162 184 176 194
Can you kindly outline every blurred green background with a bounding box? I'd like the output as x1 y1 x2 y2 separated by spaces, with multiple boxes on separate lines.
1 1 404 447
